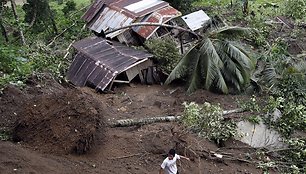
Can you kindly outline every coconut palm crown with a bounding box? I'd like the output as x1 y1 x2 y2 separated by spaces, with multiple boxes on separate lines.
165 26 257 94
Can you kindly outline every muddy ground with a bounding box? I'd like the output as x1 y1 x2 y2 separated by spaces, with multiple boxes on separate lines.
0 77 276 174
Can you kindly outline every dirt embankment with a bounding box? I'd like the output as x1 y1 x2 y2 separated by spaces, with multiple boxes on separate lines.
0 78 276 174
0 77 105 155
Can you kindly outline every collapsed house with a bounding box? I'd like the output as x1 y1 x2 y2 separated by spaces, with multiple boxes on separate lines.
82 0 182 45
67 36 155 91
67 0 182 91
67 1 214 91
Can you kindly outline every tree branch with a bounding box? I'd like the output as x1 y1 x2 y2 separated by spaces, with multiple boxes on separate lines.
104 22 202 40
47 20 77 46
10 0 26 45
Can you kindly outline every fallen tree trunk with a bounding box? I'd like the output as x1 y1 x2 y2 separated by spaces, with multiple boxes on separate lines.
110 108 245 127
111 115 181 127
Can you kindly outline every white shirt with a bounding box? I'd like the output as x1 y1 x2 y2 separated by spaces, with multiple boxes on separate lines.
161 154 180 174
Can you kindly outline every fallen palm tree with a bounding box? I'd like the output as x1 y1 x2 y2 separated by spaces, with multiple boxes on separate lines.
110 108 244 127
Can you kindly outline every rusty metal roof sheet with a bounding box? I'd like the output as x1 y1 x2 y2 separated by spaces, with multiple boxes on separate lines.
83 0 176 38
181 10 211 31
67 36 153 91
133 6 181 39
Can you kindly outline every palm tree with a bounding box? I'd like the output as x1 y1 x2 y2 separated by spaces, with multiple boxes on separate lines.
165 26 256 94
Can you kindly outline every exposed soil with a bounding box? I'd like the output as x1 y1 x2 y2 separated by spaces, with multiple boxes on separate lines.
0 78 276 174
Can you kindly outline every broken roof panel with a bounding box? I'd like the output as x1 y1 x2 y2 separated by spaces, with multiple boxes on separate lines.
133 6 181 39
83 0 178 39
67 36 153 91
82 0 112 22
181 10 211 31
88 6 134 38
123 0 165 15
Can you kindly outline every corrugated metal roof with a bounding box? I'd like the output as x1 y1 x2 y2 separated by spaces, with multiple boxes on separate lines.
124 0 164 14
83 0 176 39
82 0 112 22
88 6 134 38
111 0 168 17
181 10 211 31
67 36 153 91
133 6 181 39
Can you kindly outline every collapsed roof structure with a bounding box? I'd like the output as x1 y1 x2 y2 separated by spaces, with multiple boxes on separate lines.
67 36 153 91
82 0 181 45
67 1 214 91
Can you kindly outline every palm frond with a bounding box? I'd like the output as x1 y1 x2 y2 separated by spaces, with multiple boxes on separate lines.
215 71 229 94
217 41 254 86
210 26 257 40
215 43 243 91
294 60 306 74
199 38 224 90
259 63 278 87
165 42 201 85
224 42 254 71
223 58 244 87
186 55 202 93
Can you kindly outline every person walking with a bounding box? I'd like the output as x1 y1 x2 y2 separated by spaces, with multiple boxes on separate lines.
159 149 190 174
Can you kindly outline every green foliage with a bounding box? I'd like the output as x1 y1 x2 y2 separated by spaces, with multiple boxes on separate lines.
241 95 305 138
0 46 32 87
282 0 306 20
239 95 260 112
0 131 10 141
62 0 76 15
145 37 181 74
274 103 306 137
164 0 195 13
23 0 58 33
193 0 231 7
0 43 70 88
239 93 303 136
280 138 306 173
0 0 90 90
246 115 261 124
257 161 276 173
166 26 256 94
272 73 306 106
241 95 306 172
182 102 237 144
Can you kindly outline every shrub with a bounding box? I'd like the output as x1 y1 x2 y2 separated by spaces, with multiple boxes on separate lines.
283 0 306 20
145 37 181 74
182 102 237 145
164 0 195 13
62 0 76 15
0 46 32 88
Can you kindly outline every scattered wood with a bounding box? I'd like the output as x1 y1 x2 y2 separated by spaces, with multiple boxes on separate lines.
276 16 294 29
63 24 86 59
222 108 245 115
47 21 77 46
